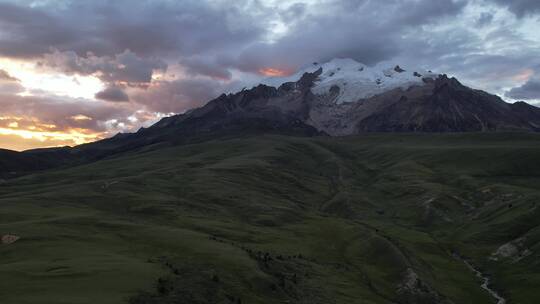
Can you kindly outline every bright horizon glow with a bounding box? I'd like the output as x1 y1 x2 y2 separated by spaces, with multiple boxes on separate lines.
0 58 104 99
0 58 109 150
0 126 105 151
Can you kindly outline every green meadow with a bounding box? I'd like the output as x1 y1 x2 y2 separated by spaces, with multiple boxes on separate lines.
1 133 540 303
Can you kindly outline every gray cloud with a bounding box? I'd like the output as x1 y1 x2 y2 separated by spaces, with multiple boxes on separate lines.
130 78 241 114
488 0 540 17
506 77 540 100
184 0 468 77
0 69 24 94
180 57 233 80
0 69 19 81
0 0 469 78
95 86 130 102
279 2 307 23
394 0 467 26
476 12 494 27
0 93 132 132
0 0 264 59
41 50 167 85
0 2 76 58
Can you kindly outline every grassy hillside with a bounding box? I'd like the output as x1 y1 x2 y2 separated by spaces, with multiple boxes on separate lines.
1 133 540 303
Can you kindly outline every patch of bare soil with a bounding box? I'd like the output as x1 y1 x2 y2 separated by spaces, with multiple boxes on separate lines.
1 234 20 245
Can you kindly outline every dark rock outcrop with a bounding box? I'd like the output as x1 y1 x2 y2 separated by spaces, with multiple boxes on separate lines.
355 75 540 132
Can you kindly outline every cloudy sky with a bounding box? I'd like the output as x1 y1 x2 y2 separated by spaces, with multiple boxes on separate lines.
0 0 539 150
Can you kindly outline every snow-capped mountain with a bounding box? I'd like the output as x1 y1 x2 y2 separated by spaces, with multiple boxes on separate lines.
4 58 540 178
146 58 540 136
263 58 437 104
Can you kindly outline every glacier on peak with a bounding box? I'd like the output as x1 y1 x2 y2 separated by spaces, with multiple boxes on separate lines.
262 58 438 104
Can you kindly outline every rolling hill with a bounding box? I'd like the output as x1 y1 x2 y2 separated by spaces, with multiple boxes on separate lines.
1 133 540 303
1 58 540 303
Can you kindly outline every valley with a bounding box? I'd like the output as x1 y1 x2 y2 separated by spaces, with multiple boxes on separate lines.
1 133 539 303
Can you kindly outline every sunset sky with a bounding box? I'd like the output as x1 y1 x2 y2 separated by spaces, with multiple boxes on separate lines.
0 0 539 151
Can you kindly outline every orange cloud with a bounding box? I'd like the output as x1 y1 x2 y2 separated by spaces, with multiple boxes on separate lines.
71 114 93 121
0 115 106 150
512 69 534 82
258 67 292 77
0 116 23 121
0 116 59 132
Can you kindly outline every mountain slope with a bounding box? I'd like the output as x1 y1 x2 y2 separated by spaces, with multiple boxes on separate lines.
1 133 540 304
0 147 76 179
145 59 540 137
2 58 540 179
355 75 540 132
264 59 540 134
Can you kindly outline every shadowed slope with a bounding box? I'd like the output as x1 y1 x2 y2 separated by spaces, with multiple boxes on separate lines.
1 133 540 303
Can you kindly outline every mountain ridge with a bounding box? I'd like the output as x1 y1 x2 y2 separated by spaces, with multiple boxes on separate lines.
2 58 540 178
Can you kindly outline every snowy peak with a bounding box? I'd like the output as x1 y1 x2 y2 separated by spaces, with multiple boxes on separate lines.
263 58 438 104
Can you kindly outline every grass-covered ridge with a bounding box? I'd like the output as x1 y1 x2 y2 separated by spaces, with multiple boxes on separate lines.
1 133 540 303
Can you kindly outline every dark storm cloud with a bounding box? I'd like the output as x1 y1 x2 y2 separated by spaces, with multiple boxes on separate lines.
95 86 130 102
488 0 540 17
0 0 468 77
0 2 77 58
42 50 167 85
198 0 468 75
0 0 264 59
393 0 467 26
180 57 233 81
506 77 540 100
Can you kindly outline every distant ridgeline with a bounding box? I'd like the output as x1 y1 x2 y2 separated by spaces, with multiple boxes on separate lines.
2 58 540 178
